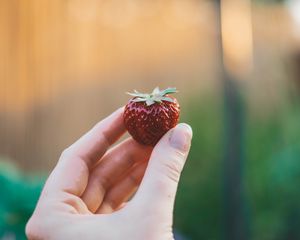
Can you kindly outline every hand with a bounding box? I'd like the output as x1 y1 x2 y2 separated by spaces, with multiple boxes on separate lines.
26 108 193 240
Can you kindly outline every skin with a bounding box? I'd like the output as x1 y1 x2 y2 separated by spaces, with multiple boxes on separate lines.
26 107 193 240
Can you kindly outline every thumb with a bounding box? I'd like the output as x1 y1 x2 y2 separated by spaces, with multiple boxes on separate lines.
133 123 193 215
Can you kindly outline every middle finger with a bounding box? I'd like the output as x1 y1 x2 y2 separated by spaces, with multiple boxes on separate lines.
81 138 152 212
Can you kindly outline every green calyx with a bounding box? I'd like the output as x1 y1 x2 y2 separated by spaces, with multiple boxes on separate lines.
127 87 178 106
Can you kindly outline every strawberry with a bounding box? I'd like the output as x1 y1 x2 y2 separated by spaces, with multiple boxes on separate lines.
123 87 180 146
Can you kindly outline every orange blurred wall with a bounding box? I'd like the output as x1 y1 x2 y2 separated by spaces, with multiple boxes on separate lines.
0 0 297 171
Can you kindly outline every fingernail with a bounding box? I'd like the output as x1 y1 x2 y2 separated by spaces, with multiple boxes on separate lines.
169 123 193 151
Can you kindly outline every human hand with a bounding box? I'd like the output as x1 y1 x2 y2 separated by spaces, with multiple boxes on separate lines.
26 107 193 240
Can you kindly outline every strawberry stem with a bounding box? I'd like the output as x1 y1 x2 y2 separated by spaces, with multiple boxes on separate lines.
127 87 178 106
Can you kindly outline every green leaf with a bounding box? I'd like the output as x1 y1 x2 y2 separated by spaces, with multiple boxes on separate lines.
132 97 146 102
161 97 175 103
146 99 155 106
160 87 178 96
126 92 149 98
151 87 160 95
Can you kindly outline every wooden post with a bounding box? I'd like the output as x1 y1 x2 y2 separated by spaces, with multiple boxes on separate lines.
214 0 248 239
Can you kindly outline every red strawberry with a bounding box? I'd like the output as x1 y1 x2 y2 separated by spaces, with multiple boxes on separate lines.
123 87 180 146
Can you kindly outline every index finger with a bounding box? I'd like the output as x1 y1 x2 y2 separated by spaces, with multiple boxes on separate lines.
66 107 126 168
44 107 126 196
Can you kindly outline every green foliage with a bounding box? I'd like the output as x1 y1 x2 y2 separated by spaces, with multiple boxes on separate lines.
245 103 300 240
174 92 300 239
0 161 44 240
175 93 223 240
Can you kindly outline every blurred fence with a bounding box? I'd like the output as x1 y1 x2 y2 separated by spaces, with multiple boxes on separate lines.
0 0 219 170
0 0 298 170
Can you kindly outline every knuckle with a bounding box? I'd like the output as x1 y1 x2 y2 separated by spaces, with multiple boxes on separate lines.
60 147 73 159
26 216 41 240
162 151 185 183
62 194 85 214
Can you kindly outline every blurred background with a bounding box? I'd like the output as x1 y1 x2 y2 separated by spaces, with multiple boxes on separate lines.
1 0 300 239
